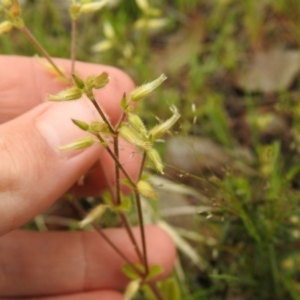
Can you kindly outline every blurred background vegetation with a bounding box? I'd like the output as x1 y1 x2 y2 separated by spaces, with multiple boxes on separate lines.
2 0 300 299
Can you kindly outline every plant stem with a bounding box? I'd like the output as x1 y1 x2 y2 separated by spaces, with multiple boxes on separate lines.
72 198 165 300
113 135 121 205
71 198 142 274
87 95 116 134
138 151 147 179
112 134 145 261
95 134 135 186
119 212 144 263
71 19 77 75
95 133 148 272
21 26 68 81
148 282 166 300
134 190 149 274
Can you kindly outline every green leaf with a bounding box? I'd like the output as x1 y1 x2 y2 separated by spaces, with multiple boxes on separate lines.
102 190 113 205
145 264 163 282
72 73 85 89
142 277 181 300
114 197 132 212
159 277 181 300
122 263 144 280
120 93 128 110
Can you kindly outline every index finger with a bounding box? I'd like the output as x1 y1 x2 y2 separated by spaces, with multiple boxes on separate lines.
0 55 134 124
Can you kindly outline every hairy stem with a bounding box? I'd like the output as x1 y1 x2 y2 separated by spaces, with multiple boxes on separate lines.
21 26 68 81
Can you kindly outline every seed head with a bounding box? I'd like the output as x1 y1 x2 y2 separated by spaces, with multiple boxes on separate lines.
78 204 107 228
58 136 95 151
129 73 167 102
124 280 141 300
0 20 13 34
147 148 164 174
48 87 82 102
137 180 158 200
119 125 151 150
103 21 115 39
91 40 113 53
80 0 107 14
149 106 180 140
128 113 148 138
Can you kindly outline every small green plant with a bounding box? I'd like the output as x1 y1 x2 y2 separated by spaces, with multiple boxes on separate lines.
0 0 180 299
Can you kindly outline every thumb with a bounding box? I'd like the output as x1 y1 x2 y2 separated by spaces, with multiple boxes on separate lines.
0 98 103 235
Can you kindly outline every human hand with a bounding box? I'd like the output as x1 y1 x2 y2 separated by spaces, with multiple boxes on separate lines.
0 56 176 299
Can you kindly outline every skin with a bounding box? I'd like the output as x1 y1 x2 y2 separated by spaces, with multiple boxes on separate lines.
0 56 176 299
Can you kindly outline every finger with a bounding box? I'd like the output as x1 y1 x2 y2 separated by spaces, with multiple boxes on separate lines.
71 138 142 197
0 226 176 298
27 290 123 300
0 96 140 236
0 56 134 124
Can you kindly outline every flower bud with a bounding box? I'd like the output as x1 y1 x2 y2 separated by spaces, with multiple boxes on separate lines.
78 204 107 228
0 21 13 34
134 18 168 32
124 280 141 300
69 3 81 20
58 136 95 151
135 0 149 13
89 121 109 134
93 72 109 89
80 0 107 14
119 125 151 150
129 73 167 102
48 87 82 102
11 0 21 17
91 40 113 52
103 21 115 39
147 148 164 174
71 119 89 131
128 113 147 137
149 107 180 140
72 73 85 89
1 0 12 7
137 180 158 199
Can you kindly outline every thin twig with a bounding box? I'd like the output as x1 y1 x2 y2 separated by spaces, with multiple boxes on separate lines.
21 26 68 81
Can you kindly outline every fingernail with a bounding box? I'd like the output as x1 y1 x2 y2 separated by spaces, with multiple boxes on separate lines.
36 96 99 158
